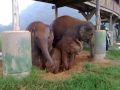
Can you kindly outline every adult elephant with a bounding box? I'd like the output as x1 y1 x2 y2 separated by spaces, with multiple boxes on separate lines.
27 21 54 71
51 15 95 58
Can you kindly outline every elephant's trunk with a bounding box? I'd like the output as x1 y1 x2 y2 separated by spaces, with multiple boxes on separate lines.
36 39 54 66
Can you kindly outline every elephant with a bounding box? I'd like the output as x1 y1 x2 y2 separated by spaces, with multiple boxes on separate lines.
51 15 95 58
51 37 82 72
26 21 55 71
56 37 83 70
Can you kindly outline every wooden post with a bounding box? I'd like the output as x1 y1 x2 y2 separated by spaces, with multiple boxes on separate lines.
109 14 113 31
55 5 58 18
12 0 20 31
109 14 114 45
52 5 58 19
96 0 101 30
119 0 120 7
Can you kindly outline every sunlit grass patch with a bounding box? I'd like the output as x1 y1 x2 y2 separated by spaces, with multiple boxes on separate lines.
106 48 120 60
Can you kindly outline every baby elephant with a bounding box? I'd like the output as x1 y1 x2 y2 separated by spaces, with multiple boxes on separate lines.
52 37 83 72
60 38 83 70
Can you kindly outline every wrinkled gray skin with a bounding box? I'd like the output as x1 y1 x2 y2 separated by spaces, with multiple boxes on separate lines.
27 21 54 71
51 15 95 58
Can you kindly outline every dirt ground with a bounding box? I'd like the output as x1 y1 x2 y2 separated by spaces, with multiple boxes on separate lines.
0 51 119 81
42 51 113 81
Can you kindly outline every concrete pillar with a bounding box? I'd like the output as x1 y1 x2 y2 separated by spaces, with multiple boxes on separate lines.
94 30 106 60
1 31 32 78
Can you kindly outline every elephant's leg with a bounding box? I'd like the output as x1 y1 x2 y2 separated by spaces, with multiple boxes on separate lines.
62 51 69 70
69 54 75 69
36 38 55 71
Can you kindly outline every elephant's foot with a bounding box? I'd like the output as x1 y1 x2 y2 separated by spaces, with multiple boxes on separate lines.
46 60 56 73
87 55 94 59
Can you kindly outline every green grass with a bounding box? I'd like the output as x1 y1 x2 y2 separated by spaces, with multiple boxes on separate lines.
106 47 120 60
0 46 120 90
0 62 120 90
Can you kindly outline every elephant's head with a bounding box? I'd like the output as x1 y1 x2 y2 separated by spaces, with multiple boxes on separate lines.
76 22 95 43
66 39 83 55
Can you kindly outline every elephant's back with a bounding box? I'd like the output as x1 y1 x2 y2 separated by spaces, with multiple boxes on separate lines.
52 15 86 28
52 15 86 46
52 16 87 36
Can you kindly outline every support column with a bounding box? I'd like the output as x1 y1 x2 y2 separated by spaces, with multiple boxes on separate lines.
2 31 32 78
96 0 101 30
112 17 118 43
52 5 58 19
1 0 32 78
94 0 106 60
109 14 114 45
119 0 120 7
12 0 20 31
94 30 106 60
55 6 58 18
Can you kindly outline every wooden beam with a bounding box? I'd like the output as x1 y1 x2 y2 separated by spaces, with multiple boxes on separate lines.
79 9 95 21
88 9 96 20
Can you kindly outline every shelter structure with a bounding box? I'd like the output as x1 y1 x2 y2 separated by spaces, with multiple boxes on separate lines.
35 0 120 60
35 0 120 22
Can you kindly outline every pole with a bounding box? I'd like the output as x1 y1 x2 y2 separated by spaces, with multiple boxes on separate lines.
109 14 114 45
55 5 58 18
96 0 101 30
109 14 113 31
12 0 20 31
